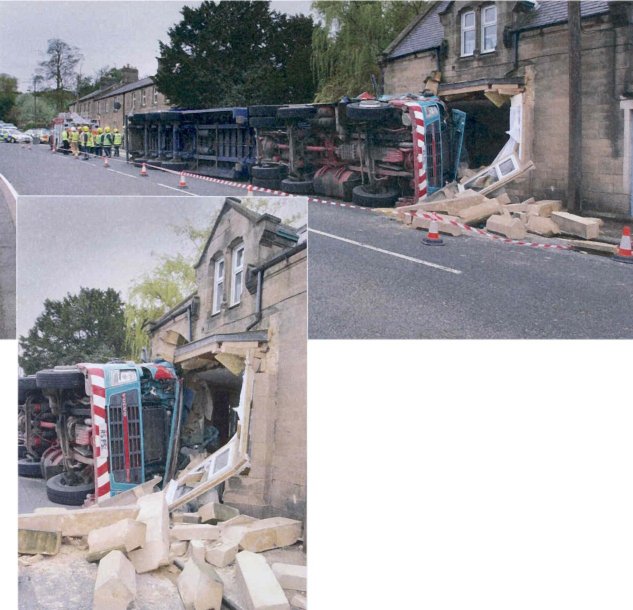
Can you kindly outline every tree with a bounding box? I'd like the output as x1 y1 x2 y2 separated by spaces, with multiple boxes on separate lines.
0 73 18 121
38 38 83 111
14 92 56 128
311 1 426 101
19 288 126 374
155 1 315 108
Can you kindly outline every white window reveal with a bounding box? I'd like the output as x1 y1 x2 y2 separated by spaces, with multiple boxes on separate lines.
481 5 497 53
461 10 476 56
231 245 244 306
213 257 225 315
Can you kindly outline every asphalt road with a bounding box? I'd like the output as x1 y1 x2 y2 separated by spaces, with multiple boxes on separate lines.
0 143 251 197
0 180 16 338
308 202 633 339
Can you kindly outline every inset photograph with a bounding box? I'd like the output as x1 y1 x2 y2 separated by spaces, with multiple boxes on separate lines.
17 195 306 609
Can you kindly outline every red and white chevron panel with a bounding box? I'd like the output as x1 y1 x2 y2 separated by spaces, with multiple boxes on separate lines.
406 102 427 202
78 364 111 500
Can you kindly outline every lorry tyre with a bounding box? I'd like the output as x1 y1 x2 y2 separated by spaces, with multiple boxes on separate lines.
46 473 93 506
351 185 399 207
248 105 280 117
18 444 27 459
346 101 393 122
251 165 286 180
281 178 314 195
36 368 84 391
18 457 42 478
18 376 38 403
251 177 281 191
249 117 283 129
277 105 316 120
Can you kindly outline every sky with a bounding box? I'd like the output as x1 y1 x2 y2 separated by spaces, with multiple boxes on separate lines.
17 195 307 338
0 0 314 92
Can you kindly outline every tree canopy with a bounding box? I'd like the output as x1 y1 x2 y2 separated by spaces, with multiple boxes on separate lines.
155 0 315 108
14 92 56 129
311 1 427 101
38 38 83 111
19 288 126 374
0 73 19 122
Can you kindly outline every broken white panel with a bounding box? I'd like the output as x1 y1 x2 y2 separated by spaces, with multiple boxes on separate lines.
460 153 521 192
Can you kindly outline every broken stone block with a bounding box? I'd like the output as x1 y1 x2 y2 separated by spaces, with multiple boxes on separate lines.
177 558 224 610
526 215 561 237
189 539 207 562
93 550 136 610
198 502 240 524
527 199 563 217
87 518 147 562
505 203 529 214
236 551 290 610
128 491 170 574
205 540 239 568
412 214 463 236
442 191 487 215
397 210 413 224
485 214 527 239
18 554 45 567
569 240 618 255
495 192 511 205
172 512 201 524
290 594 307 610
457 199 501 225
551 212 600 239
171 524 220 542
239 518 302 553
97 476 162 507
271 563 307 591
170 540 188 557
18 529 61 556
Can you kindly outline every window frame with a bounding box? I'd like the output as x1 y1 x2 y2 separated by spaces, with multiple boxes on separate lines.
141 89 146 107
461 9 476 57
230 244 245 307
212 256 225 315
153 87 158 105
481 4 497 54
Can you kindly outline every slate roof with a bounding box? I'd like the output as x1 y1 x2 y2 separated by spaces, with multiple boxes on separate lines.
384 0 612 61
104 77 155 98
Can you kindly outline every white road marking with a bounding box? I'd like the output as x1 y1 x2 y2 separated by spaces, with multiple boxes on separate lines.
157 183 198 196
106 168 138 179
0 172 19 200
309 228 462 275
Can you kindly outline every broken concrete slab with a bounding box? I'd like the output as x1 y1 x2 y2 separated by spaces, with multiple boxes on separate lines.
170 524 220 542
526 215 561 237
18 529 61 556
170 540 189 557
172 512 201 524
457 199 502 225
189 540 207 563
495 192 512 205
271 563 307 591
198 501 240 524
485 214 528 239
177 558 224 610
93 550 137 610
205 540 239 568
128 491 170 574
569 240 618 255
239 518 302 553
87 518 147 563
18 553 45 567
290 594 307 610
551 212 601 239
527 200 563 217
236 551 290 610
19 506 140 537
96 476 162 507
411 214 464 237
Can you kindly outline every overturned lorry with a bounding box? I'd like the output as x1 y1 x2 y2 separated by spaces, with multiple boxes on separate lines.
126 94 465 206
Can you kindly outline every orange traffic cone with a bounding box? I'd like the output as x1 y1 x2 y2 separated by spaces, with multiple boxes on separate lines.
614 226 633 264
103 157 110 168
247 183 254 197
178 172 188 188
423 219 445 246
140 163 148 177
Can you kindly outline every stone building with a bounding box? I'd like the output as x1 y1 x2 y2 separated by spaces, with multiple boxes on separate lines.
148 198 307 521
69 65 171 133
380 1 633 218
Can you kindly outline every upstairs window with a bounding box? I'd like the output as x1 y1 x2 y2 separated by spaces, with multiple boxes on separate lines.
213 256 225 315
481 5 497 53
132 93 136 109
230 245 244 306
153 87 158 105
461 10 476 56
141 89 146 106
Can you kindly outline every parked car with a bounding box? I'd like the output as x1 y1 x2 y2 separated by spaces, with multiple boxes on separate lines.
1 128 32 143
25 128 50 143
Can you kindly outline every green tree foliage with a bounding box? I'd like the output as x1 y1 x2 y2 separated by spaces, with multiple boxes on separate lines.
14 93 56 128
155 1 315 108
38 38 83 111
19 288 126 374
0 73 19 121
311 1 427 101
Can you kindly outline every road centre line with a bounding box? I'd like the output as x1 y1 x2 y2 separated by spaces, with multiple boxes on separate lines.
308 228 462 275
106 168 139 179
157 183 199 196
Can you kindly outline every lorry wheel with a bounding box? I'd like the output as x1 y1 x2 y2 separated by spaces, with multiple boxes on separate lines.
46 473 93 506
251 178 281 191
251 165 286 180
351 185 399 207
346 101 393 122
248 105 280 117
18 376 38 404
18 444 27 459
36 368 84 391
277 105 316 120
249 116 284 129
18 457 42 478
281 178 314 195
